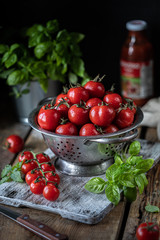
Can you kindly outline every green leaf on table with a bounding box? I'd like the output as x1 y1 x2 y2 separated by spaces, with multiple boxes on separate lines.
119 173 136 188
135 174 145 194
123 186 137 202
0 175 12 184
10 171 23 183
106 163 119 182
1 165 12 178
145 203 160 213
85 177 106 193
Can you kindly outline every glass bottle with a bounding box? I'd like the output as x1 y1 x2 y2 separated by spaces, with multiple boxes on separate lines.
120 20 154 106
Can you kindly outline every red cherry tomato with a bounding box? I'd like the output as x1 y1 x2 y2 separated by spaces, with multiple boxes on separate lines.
25 170 42 185
5 135 24 153
86 98 102 108
103 93 123 109
41 163 56 172
55 122 78 135
43 184 60 201
67 86 90 104
89 104 116 127
79 123 100 136
68 104 90 126
54 101 70 119
114 108 134 129
123 97 137 114
18 151 34 162
36 153 51 163
136 222 159 240
45 172 60 185
55 93 71 104
84 80 105 98
21 160 38 175
30 178 45 195
103 124 119 133
37 104 61 131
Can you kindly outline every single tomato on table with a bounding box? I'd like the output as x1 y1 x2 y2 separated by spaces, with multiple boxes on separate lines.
5 135 24 153
136 222 159 240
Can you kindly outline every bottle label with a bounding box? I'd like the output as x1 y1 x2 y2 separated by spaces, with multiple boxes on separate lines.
120 60 153 99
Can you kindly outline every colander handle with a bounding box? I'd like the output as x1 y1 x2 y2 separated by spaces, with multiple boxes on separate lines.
83 128 138 145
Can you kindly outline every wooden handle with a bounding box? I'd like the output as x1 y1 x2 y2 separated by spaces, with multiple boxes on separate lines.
17 214 68 240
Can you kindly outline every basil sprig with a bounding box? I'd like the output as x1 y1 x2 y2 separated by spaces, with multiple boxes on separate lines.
0 162 23 184
0 19 90 98
85 141 154 205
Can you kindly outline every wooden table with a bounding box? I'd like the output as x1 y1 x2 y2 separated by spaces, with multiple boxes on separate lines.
0 103 160 240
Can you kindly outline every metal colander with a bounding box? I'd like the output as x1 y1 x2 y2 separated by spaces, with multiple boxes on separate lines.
28 98 143 176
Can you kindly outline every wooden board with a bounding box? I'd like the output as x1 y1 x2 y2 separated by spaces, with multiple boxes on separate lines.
0 139 160 225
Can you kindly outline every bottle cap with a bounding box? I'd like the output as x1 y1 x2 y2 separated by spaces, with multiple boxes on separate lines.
126 20 147 31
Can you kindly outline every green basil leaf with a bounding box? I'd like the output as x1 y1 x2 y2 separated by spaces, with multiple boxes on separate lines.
119 173 136 188
85 177 106 193
123 186 137 202
0 175 12 184
105 183 120 205
70 32 85 43
10 171 23 183
71 57 85 77
46 19 59 33
145 203 160 213
0 44 9 54
129 141 141 155
135 158 154 174
1 165 12 178
114 154 123 165
5 53 17 68
68 72 78 85
7 70 25 85
140 173 148 187
34 41 52 59
105 163 119 182
135 174 145 194
0 68 15 79
2 51 10 63
10 43 20 52
127 155 143 165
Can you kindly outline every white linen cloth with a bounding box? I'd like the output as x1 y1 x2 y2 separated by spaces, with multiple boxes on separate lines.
141 97 160 140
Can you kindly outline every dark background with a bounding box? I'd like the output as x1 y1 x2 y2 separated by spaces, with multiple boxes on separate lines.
1 0 160 113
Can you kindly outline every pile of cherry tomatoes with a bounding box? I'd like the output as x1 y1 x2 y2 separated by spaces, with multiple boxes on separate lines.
37 76 137 136
19 150 60 201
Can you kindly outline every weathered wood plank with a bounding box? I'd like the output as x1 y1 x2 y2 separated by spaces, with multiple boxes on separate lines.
122 163 160 240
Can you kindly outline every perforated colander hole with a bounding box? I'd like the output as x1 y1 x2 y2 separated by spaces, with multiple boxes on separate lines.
78 152 81 154
66 141 69 143
77 147 79 150
72 144 74 146
57 147 59 149
77 156 80 158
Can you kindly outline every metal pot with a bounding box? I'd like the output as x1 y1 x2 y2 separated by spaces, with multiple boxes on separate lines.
13 80 62 124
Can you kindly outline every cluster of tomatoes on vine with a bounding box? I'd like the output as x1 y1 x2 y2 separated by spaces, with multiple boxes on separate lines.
37 75 137 136
19 150 60 201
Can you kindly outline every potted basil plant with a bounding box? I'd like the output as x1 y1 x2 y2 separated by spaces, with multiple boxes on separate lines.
0 19 89 123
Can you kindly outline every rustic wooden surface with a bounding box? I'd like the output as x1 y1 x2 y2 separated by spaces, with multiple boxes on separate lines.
0 103 160 240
